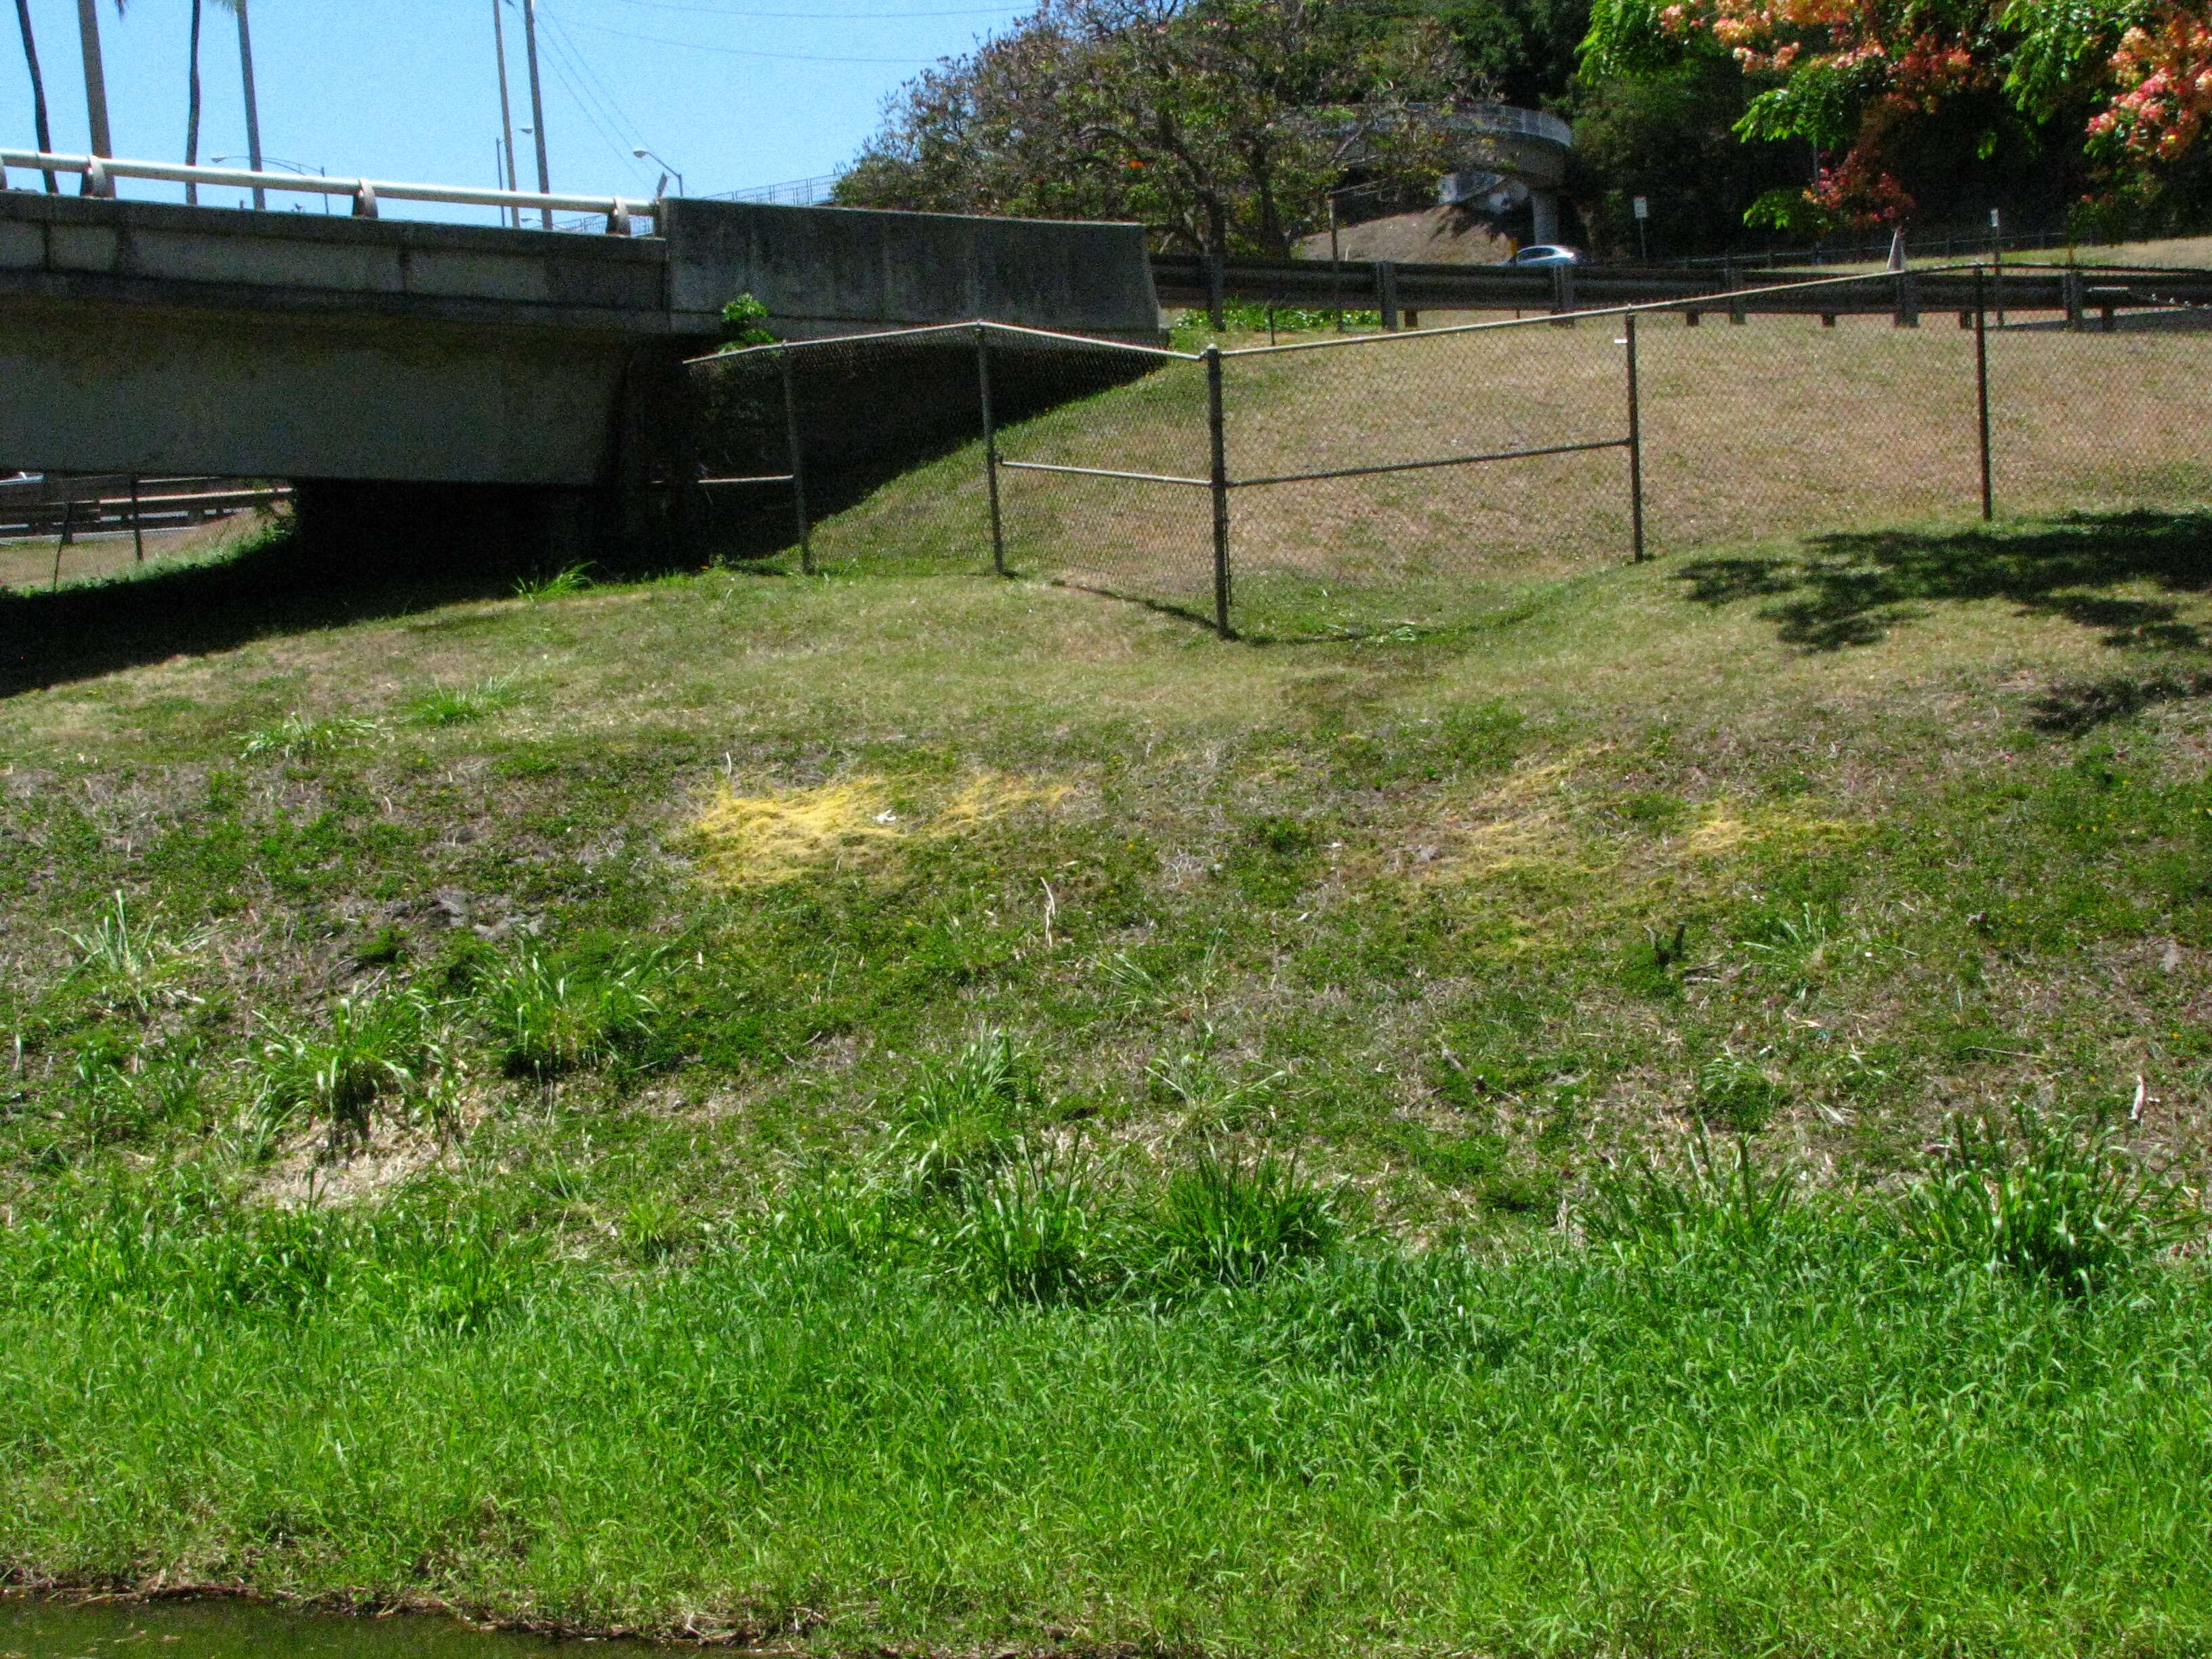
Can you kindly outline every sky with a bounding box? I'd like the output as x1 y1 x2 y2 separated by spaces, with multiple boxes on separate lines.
3 0 1021 219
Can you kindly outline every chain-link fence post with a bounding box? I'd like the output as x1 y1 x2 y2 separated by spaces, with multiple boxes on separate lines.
975 323 1006 577
1626 310 1646 562
779 346 813 575
1974 266 1994 522
1206 344 1232 638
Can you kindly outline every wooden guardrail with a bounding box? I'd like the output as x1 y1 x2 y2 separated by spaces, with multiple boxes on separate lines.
0 474 290 539
1150 254 2212 330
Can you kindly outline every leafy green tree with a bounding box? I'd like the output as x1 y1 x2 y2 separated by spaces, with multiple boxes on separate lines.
838 0 1478 257
1578 0 2202 228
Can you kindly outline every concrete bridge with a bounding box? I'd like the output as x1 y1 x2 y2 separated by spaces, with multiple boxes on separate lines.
0 188 1163 501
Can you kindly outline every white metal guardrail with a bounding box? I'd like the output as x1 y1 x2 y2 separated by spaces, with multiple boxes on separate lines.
0 150 660 234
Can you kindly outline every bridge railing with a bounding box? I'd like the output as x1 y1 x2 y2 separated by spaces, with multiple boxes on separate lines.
0 150 660 235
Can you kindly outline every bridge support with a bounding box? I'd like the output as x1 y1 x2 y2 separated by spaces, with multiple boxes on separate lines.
1530 190 1560 246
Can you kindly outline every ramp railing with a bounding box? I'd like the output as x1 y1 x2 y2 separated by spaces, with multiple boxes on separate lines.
0 150 659 234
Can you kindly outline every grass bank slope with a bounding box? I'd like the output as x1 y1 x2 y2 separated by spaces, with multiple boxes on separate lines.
4 375 2212 1652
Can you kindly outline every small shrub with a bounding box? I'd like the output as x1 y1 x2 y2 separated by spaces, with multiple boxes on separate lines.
239 712 383 760
1901 1105 2194 1293
57 891 208 1014
402 672 520 727
1153 1146 1339 1288
720 291 777 347
476 948 662 1078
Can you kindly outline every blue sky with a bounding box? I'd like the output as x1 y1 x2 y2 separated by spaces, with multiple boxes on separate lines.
4 0 1019 216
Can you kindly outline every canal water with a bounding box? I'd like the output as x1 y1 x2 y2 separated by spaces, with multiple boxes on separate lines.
0 1597 638 1659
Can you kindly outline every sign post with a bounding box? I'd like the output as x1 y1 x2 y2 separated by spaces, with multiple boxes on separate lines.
1633 195 1650 264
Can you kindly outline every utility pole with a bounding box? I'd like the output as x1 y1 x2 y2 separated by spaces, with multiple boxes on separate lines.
74 0 112 171
185 0 204 205
492 0 520 226
235 0 266 207
14 0 60 190
521 0 553 229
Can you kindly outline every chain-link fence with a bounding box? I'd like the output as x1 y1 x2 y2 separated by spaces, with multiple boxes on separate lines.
686 268 2212 639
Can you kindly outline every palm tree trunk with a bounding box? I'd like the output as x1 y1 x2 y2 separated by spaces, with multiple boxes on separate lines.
12 0 59 191
184 0 203 204
74 0 113 168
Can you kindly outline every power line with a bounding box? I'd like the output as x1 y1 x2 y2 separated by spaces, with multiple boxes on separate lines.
533 9 659 182
541 6 655 152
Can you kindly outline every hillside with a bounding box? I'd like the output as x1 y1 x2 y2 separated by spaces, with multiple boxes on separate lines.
5 333 2212 1652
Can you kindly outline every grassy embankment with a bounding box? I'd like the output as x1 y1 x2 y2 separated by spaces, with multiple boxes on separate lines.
5 319 2212 1653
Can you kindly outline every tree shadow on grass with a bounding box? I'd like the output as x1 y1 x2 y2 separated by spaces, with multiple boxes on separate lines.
1676 509 2212 653
1675 510 2212 731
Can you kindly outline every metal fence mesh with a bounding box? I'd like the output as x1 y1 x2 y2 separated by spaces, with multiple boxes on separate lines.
682 269 2210 639
1218 321 1633 634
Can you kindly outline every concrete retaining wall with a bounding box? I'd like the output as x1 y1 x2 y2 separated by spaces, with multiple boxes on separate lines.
663 199 1163 342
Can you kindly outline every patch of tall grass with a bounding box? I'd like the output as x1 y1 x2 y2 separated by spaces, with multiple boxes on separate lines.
401 672 521 727
55 891 207 1014
1901 1103 2192 1292
249 989 455 1150
3 1162 2210 1653
472 947 664 1079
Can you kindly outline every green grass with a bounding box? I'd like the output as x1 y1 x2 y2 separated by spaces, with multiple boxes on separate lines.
4 346 2212 1649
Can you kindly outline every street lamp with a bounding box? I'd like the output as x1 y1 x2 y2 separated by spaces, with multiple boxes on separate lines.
634 149 684 199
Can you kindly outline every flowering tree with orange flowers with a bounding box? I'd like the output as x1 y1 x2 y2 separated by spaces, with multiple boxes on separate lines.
1583 0 2210 227
2093 5 2212 163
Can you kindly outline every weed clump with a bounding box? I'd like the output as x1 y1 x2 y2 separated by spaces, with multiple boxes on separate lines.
239 712 384 760
249 990 451 1150
476 948 663 1079
403 673 521 727
57 892 207 1014
1902 1105 2194 1292
1155 1146 1340 1288
514 564 594 604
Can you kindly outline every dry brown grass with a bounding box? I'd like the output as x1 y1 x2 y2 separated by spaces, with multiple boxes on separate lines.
928 314 2212 615
0 507 283 595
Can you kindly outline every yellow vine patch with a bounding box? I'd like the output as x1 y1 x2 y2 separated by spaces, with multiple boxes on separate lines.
692 770 1069 887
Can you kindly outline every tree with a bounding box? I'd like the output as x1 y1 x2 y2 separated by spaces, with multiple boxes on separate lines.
1578 0 2179 226
13 0 58 189
2092 3 2212 167
838 0 1478 257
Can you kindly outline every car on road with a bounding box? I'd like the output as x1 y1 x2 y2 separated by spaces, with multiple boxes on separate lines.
1507 244 1580 267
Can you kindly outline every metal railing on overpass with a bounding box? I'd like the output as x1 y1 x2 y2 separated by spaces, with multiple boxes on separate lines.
0 150 659 234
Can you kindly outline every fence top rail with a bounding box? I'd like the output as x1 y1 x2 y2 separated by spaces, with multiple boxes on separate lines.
0 150 659 228
684 262 2006 375
688 319 1200 369
1213 262 2000 357
688 321 985 368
